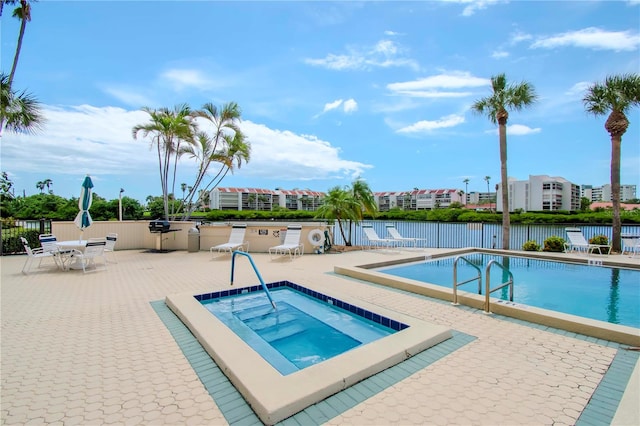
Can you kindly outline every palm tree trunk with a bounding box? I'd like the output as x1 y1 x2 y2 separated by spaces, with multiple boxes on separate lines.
499 120 510 250
610 135 622 252
8 1 29 88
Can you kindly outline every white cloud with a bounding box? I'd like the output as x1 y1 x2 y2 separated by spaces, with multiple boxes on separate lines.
388 71 489 98
323 99 344 113
565 81 591 97
102 86 154 108
1 105 370 189
304 39 419 71
485 124 541 136
397 114 465 133
491 50 509 59
531 27 640 51
442 0 503 17
343 99 358 113
160 68 217 90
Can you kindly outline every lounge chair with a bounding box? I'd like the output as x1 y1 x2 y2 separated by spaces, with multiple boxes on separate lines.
385 224 426 247
210 223 249 255
564 228 611 255
621 235 640 257
362 224 399 249
20 237 56 274
269 224 304 260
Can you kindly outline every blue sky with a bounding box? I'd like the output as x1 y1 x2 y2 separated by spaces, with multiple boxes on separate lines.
2 0 639 203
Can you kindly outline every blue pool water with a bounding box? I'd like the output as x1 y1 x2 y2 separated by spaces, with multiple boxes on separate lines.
200 285 401 375
379 253 640 328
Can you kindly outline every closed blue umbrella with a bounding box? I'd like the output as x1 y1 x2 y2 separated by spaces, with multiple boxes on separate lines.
74 175 94 240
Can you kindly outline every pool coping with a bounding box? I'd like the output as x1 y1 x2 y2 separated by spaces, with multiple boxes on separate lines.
335 249 640 347
165 281 452 425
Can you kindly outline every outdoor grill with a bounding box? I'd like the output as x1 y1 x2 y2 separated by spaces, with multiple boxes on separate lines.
149 219 171 233
148 219 180 252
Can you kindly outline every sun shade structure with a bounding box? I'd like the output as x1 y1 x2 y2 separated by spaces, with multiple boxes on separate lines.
74 175 94 240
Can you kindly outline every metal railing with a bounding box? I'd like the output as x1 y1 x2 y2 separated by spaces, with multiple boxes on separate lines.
484 260 514 313
452 256 482 305
230 250 276 309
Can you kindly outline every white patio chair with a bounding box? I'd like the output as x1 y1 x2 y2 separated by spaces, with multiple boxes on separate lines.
384 224 427 248
104 233 118 263
564 228 611 255
37 233 71 270
269 224 304 260
20 237 55 274
210 224 249 255
67 240 108 273
362 224 399 250
621 235 640 257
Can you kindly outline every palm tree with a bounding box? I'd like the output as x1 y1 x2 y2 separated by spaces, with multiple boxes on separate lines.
43 178 52 193
347 179 378 243
473 74 538 249
35 180 44 193
178 102 250 220
484 176 491 211
315 186 360 246
463 178 469 205
583 74 640 252
132 104 196 220
7 0 33 88
0 72 44 135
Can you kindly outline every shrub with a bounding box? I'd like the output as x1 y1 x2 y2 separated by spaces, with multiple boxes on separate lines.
522 240 541 251
589 234 609 245
543 236 566 252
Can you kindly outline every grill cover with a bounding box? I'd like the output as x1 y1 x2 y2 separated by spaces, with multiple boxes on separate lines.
149 219 171 233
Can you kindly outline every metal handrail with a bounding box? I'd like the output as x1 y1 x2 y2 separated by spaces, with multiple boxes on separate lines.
230 250 277 309
484 259 514 313
452 256 482 305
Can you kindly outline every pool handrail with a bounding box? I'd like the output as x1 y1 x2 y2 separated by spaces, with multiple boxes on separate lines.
230 250 277 309
484 259 514 313
452 256 482 305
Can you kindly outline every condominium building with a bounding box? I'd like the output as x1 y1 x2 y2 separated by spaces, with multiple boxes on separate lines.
582 184 637 202
497 175 581 212
374 189 465 211
208 188 325 211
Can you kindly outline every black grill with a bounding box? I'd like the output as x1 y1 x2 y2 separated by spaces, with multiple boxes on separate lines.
149 219 171 233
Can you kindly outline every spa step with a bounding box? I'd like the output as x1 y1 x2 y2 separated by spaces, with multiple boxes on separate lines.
259 322 306 343
244 313 297 332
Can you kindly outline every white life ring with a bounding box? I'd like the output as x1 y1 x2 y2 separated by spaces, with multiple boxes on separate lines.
308 229 325 246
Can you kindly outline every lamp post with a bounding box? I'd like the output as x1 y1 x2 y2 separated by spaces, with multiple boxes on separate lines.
118 188 125 221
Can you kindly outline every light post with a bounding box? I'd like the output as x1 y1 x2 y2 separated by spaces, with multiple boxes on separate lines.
119 188 125 221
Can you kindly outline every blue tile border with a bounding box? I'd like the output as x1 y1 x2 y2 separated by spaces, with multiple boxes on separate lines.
151 300 474 425
195 280 409 331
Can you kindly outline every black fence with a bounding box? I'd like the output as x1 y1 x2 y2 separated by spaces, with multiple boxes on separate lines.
1 219 52 255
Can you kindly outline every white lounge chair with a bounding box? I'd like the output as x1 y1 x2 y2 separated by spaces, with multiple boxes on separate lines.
362 224 399 249
210 224 249 255
20 237 56 274
269 224 304 260
621 235 640 257
384 224 426 247
564 228 611 255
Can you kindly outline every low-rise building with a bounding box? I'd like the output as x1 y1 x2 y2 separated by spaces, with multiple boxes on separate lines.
374 189 465 211
209 188 325 211
582 184 637 202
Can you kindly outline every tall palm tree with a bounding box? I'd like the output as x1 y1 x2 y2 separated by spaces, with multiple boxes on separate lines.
179 102 250 220
583 73 640 252
315 186 360 246
7 0 33 88
484 176 491 211
35 180 44 193
473 74 538 249
0 72 44 135
132 104 196 220
43 178 52 193
463 178 470 205
347 178 378 243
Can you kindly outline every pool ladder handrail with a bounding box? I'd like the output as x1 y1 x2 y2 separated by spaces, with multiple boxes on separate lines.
452 256 482 305
230 250 277 309
484 259 514 314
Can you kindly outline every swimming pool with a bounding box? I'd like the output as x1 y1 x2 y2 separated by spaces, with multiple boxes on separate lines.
378 253 640 328
334 250 640 346
201 286 401 375
166 280 451 424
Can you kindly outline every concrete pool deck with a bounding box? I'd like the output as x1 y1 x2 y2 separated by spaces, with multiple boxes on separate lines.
1 248 639 425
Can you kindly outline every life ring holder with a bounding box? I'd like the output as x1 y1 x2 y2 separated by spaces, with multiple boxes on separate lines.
308 229 325 246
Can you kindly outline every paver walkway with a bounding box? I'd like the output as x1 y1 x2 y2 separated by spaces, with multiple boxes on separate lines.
1 249 638 425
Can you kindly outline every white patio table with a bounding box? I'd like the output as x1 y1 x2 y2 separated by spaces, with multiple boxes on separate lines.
56 240 87 270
